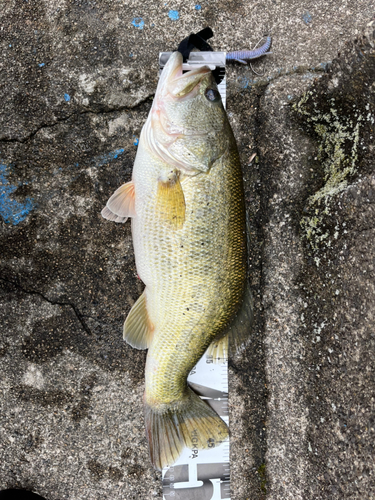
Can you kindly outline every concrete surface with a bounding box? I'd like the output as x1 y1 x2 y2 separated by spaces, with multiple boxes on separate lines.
0 0 374 499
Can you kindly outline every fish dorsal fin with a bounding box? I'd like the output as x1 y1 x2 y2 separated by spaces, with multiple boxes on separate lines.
206 281 254 362
156 170 185 229
123 290 154 350
101 181 136 223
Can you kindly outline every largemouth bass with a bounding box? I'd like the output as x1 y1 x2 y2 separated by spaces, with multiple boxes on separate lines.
102 52 250 470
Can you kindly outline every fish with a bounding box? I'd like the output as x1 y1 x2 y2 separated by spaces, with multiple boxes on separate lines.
101 51 252 470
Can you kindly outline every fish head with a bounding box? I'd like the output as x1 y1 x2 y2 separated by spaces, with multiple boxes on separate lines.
147 52 231 174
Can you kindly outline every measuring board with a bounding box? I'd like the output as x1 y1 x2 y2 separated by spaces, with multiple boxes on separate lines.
159 52 230 500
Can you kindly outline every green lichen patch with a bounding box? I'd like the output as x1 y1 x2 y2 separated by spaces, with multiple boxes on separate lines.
257 462 267 495
294 93 362 202
292 36 375 254
294 91 363 250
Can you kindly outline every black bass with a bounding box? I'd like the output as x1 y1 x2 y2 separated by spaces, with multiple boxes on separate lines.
102 51 250 470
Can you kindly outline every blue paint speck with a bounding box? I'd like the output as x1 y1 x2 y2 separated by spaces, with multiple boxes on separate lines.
302 12 312 24
64 93 70 102
132 17 145 29
133 138 139 146
93 148 125 167
195 4 201 10
237 76 250 89
0 162 34 225
168 10 179 20
38 63 45 67
129 52 134 58
75 163 79 167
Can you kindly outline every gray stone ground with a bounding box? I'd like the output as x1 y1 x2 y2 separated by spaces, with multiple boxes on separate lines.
0 1 374 499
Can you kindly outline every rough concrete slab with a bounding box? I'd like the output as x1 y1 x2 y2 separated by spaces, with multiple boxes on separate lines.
0 1 374 499
257 34 375 499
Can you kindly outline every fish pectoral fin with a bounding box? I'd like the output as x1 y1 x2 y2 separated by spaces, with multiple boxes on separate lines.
123 291 154 350
156 171 185 229
101 181 136 223
144 387 228 470
206 281 254 361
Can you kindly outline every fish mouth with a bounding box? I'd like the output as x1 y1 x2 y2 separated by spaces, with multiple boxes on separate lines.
151 52 212 138
160 52 211 99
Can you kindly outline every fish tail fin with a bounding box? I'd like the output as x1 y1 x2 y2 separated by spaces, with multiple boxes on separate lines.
144 387 228 470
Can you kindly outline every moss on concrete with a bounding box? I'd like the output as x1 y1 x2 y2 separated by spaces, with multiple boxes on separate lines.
257 462 267 495
291 36 375 256
293 89 363 251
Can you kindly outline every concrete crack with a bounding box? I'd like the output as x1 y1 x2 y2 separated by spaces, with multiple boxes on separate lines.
0 275 92 335
0 93 154 144
0 63 330 144
233 62 330 93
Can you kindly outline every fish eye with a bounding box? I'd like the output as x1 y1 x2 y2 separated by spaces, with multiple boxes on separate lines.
204 88 221 103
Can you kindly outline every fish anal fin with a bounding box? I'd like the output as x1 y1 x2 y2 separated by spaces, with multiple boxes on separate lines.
206 281 254 362
123 291 154 350
101 181 135 223
144 387 228 470
156 170 185 229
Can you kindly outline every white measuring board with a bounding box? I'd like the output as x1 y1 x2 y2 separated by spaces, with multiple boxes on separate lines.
159 51 230 500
